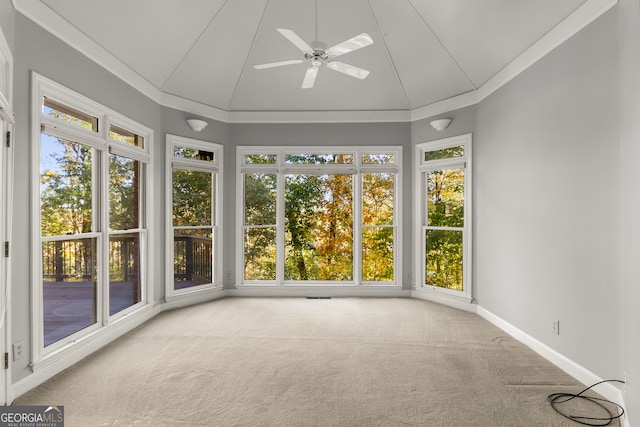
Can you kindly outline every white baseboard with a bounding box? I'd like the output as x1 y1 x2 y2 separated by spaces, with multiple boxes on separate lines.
227 285 411 298
163 287 226 311
11 304 161 403
476 306 628 427
411 288 477 313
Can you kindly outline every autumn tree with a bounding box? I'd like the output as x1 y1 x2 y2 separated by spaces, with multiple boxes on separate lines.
426 168 464 290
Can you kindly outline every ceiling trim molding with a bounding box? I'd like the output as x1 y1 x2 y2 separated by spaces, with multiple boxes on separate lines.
476 0 618 103
160 92 229 123
227 110 411 123
13 0 617 124
411 91 478 122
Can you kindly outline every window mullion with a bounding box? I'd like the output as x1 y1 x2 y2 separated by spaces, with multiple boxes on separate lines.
40 119 105 149
99 146 109 326
354 173 362 285
276 172 285 285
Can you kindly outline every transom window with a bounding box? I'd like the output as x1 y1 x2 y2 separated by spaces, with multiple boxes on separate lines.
237 147 401 286
415 134 472 299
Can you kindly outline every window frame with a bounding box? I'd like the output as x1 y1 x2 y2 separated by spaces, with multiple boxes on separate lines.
165 134 223 300
237 146 402 287
31 73 153 365
414 133 472 301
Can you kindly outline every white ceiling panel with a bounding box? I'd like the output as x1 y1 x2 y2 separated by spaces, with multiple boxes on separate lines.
41 0 227 88
369 0 476 109
21 0 610 118
409 0 589 87
161 0 269 110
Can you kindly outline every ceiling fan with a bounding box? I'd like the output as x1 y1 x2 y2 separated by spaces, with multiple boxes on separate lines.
254 28 373 89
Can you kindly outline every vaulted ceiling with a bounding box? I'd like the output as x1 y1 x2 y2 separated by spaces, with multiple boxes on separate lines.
14 0 613 122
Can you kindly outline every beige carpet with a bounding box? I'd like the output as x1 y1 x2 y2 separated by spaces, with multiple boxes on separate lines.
14 297 619 426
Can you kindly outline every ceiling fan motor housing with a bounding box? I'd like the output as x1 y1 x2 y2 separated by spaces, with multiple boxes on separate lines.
307 41 328 67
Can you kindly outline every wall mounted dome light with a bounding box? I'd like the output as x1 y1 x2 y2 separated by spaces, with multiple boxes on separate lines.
186 118 208 132
430 118 452 131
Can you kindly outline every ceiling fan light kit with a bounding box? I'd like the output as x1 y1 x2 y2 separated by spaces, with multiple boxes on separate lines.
254 28 373 89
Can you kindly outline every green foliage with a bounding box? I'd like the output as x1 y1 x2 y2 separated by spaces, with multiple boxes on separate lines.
362 173 394 281
172 169 212 226
425 168 465 290
424 145 464 161
426 230 463 290
245 154 276 164
362 227 394 281
109 154 139 230
283 173 324 280
243 173 277 280
244 228 276 280
40 136 93 236
427 169 464 227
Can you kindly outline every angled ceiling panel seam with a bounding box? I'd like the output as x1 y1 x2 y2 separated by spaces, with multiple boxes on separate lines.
227 0 272 111
364 0 412 110
407 0 477 90
159 0 232 91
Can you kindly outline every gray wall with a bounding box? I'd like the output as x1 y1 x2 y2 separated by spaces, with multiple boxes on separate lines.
229 122 412 288
618 0 640 424
0 0 14 51
411 105 477 146
474 9 621 381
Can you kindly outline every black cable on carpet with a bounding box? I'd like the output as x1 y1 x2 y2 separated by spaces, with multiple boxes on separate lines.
547 379 625 426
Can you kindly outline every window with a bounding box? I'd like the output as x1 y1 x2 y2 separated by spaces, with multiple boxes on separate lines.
33 73 152 356
166 135 222 297
238 147 401 286
415 134 472 299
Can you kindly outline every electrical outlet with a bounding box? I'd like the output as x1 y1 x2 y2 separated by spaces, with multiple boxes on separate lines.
12 341 24 361
552 320 560 335
226 271 232 281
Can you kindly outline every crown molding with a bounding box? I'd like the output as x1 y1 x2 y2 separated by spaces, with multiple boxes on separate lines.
160 91 229 123
411 91 478 122
227 109 411 123
476 0 618 103
13 0 617 124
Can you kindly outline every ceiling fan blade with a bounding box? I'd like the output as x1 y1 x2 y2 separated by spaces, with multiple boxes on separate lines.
326 33 373 57
277 28 314 55
254 59 304 70
326 61 370 80
302 67 319 89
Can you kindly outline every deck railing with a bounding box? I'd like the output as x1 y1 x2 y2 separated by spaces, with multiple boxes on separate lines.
174 235 213 283
42 235 213 284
